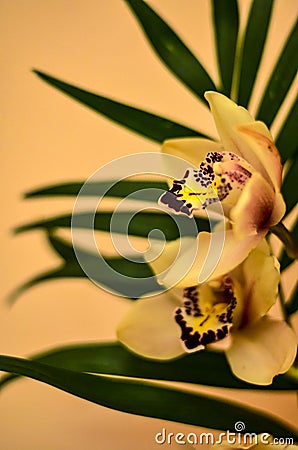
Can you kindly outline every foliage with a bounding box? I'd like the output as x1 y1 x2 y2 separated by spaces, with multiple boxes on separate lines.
1 0 297 439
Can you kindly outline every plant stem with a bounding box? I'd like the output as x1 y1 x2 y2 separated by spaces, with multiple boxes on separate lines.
286 365 298 384
270 222 298 260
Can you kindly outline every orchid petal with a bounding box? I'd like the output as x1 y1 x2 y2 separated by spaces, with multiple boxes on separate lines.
230 172 283 237
238 121 283 190
226 317 297 385
148 230 263 289
214 157 253 214
205 92 282 188
161 137 222 169
237 240 280 326
117 291 184 360
268 191 286 226
145 236 198 286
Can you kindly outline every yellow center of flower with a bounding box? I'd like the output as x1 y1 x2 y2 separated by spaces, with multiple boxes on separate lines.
175 278 237 351
159 151 252 217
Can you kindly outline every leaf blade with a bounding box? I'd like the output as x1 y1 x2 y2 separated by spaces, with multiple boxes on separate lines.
12 233 162 300
286 282 298 316
15 211 210 241
282 158 298 214
280 218 298 271
212 0 239 96
1 342 296 391
0 355 297 438
256 20 298 126
34 70 206 143
237 0 274 107
276 98 298 163
24 180 168 199
125 0 216 102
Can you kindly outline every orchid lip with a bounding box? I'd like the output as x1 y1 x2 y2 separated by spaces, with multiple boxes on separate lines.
175 278 237 352
159 150 253 219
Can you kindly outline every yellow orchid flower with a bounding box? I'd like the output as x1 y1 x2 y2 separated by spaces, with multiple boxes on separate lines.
117 240 297 385
151 92 296 287
160 92 285 241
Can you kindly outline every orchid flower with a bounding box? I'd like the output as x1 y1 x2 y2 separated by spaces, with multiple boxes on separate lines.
118 92 297 385
117 240 297 385
159 91 286 267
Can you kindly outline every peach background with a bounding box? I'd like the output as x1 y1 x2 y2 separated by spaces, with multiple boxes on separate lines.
1 1 297 449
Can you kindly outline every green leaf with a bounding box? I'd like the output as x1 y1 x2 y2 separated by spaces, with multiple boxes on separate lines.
12 233 162 300
286 282 298 316
212 0 239 96
280 218 298 271
256 20 298 126
0 356 297 437
34 70 205 143
276 98 298 163
10 266 82 299
282 158 298 214
125 0 216 102
47 233 161 297
15 211 210 240
237 0 273 107
47 232 76 262
1 342 297 391
25 179 168 199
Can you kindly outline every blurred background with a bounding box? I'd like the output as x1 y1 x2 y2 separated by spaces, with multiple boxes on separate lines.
1 1 297 449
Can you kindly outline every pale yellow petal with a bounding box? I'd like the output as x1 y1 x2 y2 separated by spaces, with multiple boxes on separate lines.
269 191 286 227
204 92 282 188
147 233 210 288
150 230 263 289
238 121 283 190
230 172 279 237
237 240 280 325
162 137 222 169
117 291 184 360
145 237 198 288
226 318 297 385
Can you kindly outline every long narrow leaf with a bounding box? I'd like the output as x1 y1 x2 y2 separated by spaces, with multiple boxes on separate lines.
256 20 298 126
125 0 216 102
1 342 296 391
9 266 81 303
212 0 239 96
46 233 162 297
47 232 76 262
25 180 168 199
276 98 298 163
280 218 298 271
34 70 205 142
11 261 160 301
237 0 273 107
282 158 298 214
11 233 161 300
0 356 297 438
15 211 209 240
286 282 298 316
